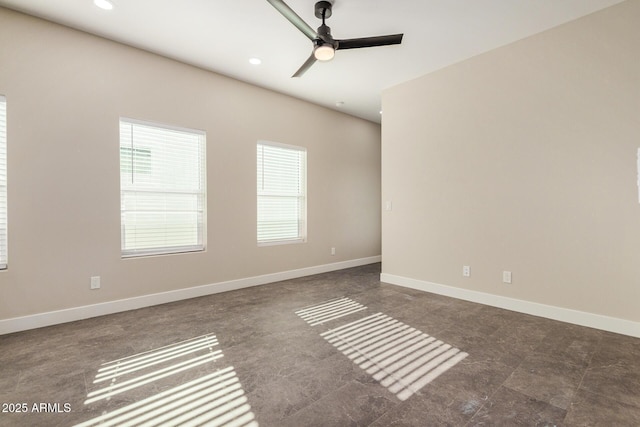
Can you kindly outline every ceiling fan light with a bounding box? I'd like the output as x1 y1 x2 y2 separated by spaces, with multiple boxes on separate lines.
314 44 335 61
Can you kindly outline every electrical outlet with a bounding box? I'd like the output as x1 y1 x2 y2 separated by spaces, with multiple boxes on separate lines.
90 276 101 290
462 266 470 277
503 271 512 284
331 247 336 256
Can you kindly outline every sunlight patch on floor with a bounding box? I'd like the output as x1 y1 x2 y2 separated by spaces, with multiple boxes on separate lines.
76 334 258 427
296 298 469 401
321 312 468 400
295 297 367 326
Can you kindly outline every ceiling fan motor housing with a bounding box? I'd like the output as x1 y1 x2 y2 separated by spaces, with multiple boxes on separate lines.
317 24 336 46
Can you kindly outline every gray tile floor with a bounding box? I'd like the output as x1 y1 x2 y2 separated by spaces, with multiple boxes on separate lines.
1 263 640 426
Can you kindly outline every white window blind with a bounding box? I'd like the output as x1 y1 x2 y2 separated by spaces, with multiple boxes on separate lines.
0 96 7 269
257 141 306 245
120 118 206 257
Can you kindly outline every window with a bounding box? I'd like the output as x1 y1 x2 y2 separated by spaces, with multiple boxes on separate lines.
0 96 7 269
257 141 306 245
120 118 206 257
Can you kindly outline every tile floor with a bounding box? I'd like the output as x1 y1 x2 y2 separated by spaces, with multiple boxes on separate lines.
1 263 640 426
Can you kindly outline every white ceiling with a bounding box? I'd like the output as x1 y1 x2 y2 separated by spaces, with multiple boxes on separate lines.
0 0 625 123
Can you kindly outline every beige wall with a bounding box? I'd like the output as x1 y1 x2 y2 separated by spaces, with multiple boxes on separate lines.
382 0 640 323
0 8 381 321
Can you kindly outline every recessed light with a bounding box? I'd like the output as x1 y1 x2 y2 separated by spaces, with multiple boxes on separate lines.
249 58 262 65
94 0 114 10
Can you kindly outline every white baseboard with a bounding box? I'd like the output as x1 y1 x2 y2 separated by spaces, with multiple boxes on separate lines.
380 273 640 339
0 256 381 335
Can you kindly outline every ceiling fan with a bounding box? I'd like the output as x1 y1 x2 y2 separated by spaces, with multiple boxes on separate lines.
266 0 404 77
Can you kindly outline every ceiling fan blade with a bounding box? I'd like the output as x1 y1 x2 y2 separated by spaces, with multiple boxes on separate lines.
292 53 317 78
337 34 404 50
266 0 318 41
